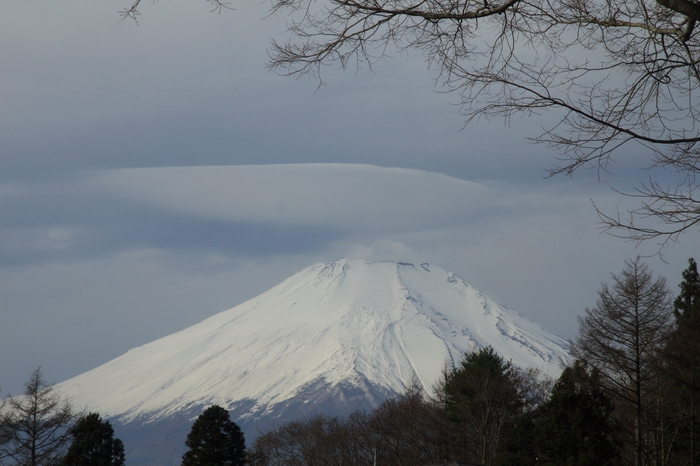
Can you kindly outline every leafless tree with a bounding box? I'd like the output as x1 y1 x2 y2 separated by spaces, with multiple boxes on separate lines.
574 257 674 466
250 414 363 466
0 368 77 466
362 385 445 465
119 0 233 22
270 0 700 249
0 393 9 465
122 0 700 249
249 385 446 466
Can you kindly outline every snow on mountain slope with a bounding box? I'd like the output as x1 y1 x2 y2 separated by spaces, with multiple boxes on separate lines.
57 259 571 426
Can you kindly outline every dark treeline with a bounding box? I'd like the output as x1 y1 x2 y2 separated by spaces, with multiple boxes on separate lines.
249 257 700 466
247 350 552 466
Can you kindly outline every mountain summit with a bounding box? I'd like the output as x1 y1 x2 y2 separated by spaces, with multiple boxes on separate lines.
57 259 570 464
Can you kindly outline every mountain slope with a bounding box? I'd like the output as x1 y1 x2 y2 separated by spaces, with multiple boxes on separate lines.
56 259 571 464
59 259 569 422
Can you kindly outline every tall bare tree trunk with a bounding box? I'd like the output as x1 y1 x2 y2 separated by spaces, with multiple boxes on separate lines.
574 258 672 466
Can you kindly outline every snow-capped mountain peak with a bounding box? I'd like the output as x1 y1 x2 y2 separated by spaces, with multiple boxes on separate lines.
58 258 570 429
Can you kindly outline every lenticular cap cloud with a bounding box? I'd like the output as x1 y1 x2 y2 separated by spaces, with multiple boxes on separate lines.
88 164 491 232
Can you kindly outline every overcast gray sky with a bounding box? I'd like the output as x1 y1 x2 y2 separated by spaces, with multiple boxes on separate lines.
1 1 697 396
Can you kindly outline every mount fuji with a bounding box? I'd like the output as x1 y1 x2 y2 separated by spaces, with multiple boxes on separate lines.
56 259 571 465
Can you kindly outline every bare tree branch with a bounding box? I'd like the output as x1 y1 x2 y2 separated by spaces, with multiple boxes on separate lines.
119 0 233 23
121 0 700 251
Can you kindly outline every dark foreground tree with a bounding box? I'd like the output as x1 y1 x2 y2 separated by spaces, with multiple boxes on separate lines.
665 257 700 464
120 0 700 247
0 368 76 466
181 405 245 466
674 258 700 322
508 359 619 466
574 258 673 466
440 346 523 466
60 413 125 466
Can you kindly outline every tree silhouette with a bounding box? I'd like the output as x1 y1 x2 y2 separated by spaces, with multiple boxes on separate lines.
536 360 618 465
442 346 523 466
665 258 700 464
181 405 245 466
574 258 673 466
0 368 76 466
61 413 125 466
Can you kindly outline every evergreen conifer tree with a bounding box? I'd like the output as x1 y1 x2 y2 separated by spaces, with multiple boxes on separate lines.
181 405 245 466
536 360 618 465
61 413 125 466
442 346 522 466
503 360 618 466
674 258 700 323
666 258 700 464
